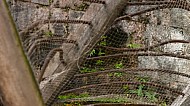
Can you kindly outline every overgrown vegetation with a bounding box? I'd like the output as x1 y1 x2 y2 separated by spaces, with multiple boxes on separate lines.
58 93 89 100
74 27 169 106
123 77 168 105
127 43 142 48
58 93 131 106
123 77 158 102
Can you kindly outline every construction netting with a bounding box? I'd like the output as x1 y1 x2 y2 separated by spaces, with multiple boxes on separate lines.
8 0 190 106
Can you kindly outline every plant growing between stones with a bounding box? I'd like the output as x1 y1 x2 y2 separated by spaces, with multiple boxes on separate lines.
114 62 124 69
58 93 90 106
108 62 124 77
89 48 105 57
44 30 53 37
99 35 107 46
89 49 96 57
123 77 159 103
96 60 104 65
80 67 97 73
58 93 89 100
127 43 142 48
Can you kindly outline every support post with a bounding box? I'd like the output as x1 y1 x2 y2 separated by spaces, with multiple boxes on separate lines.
0 1 44 106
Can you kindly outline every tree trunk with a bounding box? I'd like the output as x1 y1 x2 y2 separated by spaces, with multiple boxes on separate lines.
0 1 44 106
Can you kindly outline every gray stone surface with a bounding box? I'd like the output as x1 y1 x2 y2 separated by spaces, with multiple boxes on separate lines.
121 6 190 105
122 6 190 82
8 0 86 79
31 0 49 5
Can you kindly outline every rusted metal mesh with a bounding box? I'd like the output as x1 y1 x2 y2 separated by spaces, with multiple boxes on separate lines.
10 0 190 106
52 0 190 106
11 0 91 78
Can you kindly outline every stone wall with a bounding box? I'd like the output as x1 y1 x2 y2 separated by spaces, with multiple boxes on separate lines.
120 5 190 84
7 0 190 105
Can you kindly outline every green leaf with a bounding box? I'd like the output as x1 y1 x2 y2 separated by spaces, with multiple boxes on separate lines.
114 62 123 69
91 69 97 72
89 49 96 56
145 91 157 102
96 60 104 65
99 41 107 46
127 43 141 48
161 102 167 106
58 93 89 100
108 73 113 77
101 35 107 39
80 67 90 73
137 85 144 97
80 67 97 73
123 85 129 90
129 90 138 94
99 68 105 71
114 72 123 77
44 31 53 37
138 77 149 82
78 93 89 98
98 50 105 56
58 93 76 99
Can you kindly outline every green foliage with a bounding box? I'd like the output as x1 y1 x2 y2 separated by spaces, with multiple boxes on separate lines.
58 93 89 100
107 62 124 77
96 60 104 65
113 72 123 77
94 97 129 103
137 84 144 97
108 72 123 77
127 86 157 102
89 49 96 57
98 49 105 56
123 85 129 93
99 41 107 46
89 49 105 57
145 91 157 102
98 35 107 46
137 77 150 83
44 30 53 37
101 35 107 39
114 62 124 69
127 43 141 48
58 93 76 100
100 41 106 46
123 77 158 103
77 93 89 98
161 101 167 106
73 102 82 106
127 84 143 97
80 67 97 73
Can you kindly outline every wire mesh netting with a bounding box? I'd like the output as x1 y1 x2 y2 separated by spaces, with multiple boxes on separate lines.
8 0 190 106
9 0 91 77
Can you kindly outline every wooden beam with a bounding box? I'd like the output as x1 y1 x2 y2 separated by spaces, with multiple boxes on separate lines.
0 1 44 106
